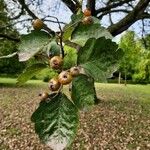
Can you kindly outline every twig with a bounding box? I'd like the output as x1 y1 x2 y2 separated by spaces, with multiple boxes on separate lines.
45 15 65 58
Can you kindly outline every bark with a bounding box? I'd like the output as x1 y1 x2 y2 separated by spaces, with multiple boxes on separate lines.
118 72 121 84
86 0 96 16
108 0 150 36
61 0 81 14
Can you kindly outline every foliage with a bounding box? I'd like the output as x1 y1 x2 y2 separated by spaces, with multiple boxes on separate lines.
119 31 150 83
31 93 79 150
2 11 123 149
0 0 25 75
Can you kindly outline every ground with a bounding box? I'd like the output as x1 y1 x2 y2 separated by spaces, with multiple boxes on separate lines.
0 78 150 150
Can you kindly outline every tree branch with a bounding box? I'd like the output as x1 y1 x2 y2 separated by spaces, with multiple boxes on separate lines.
86 0 96 16
96 0 133 15
61 0 80 13
108 0 150 36
0 33 20 42
98 9 130 19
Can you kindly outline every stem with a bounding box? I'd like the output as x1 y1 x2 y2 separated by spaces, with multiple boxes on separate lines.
45 15 65 58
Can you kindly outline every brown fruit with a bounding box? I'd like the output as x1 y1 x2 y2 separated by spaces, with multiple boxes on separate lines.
70 66 80 77
32 19 44 30
39 92 49 101
48 78 61 91
83 8 91 16
50 56 63 69
82 16 93 25
58 71 72 85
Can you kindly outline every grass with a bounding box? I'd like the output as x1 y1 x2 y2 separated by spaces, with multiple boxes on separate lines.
0 77 150 149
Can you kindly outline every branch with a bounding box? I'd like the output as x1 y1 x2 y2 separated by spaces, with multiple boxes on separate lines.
138 12 150 19
17 0 55 35
0 33 20 42
61 0 81 13
98 9 130 19
18 0 37 19
86 0 96 16
10 6 24 20
96 0 133 15
108 0 150 36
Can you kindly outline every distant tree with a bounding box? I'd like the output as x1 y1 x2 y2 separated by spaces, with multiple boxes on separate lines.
133 35 150 83
119 31 141 84
0 0 25 75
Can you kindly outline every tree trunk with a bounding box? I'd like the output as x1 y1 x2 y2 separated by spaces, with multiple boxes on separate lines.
124 69 127 86
118 72 121 84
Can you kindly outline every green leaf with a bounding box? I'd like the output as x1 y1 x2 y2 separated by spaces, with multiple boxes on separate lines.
71 19 112 46
46 41 60 57
31 93 79 150
17 63 47 84
71 74 96 110
18 30 51 61
63 14 82 41
77 37 123 82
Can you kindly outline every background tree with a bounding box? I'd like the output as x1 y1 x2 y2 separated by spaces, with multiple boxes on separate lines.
118 31 150 84
0 0 25 76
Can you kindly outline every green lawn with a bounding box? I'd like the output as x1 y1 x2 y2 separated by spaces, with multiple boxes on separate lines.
0 77 150 149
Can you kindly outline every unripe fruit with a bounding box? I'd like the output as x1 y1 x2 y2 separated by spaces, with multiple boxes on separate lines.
32 19 44 30
83 8 91 16
58 71 72 85
82 16 93 25
39 92 49 101
49 78 61 91
70 66 80 77
50 56 63 69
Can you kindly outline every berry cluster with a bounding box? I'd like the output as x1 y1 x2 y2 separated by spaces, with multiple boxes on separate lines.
31 9 92 101
39 55 80 101
82 8 93 25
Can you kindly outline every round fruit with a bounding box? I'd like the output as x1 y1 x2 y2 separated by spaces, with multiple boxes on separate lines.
32 19 44 30
39 92 49 101
58 71 72 85
48 78 61 91
83 8 91 16
82 16 93 25
70 66 80 77
50 56 63 69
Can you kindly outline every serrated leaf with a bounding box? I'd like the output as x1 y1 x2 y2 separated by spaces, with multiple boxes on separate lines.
18 30 51 61
17 63 47 84
71 74 96 110
71 19 112 46
63 14 82 41
31 93 79 150
77 37 123 82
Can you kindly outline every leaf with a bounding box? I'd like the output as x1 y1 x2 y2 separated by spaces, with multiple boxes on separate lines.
71 19 112 46
31 93 79 150
18 30 51 61
63 14 82 41
46 41 60 57
17 63 47 84
77 37 123 82
71 74 96 110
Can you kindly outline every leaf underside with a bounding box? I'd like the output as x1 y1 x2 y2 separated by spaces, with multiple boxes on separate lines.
18 30 51 61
